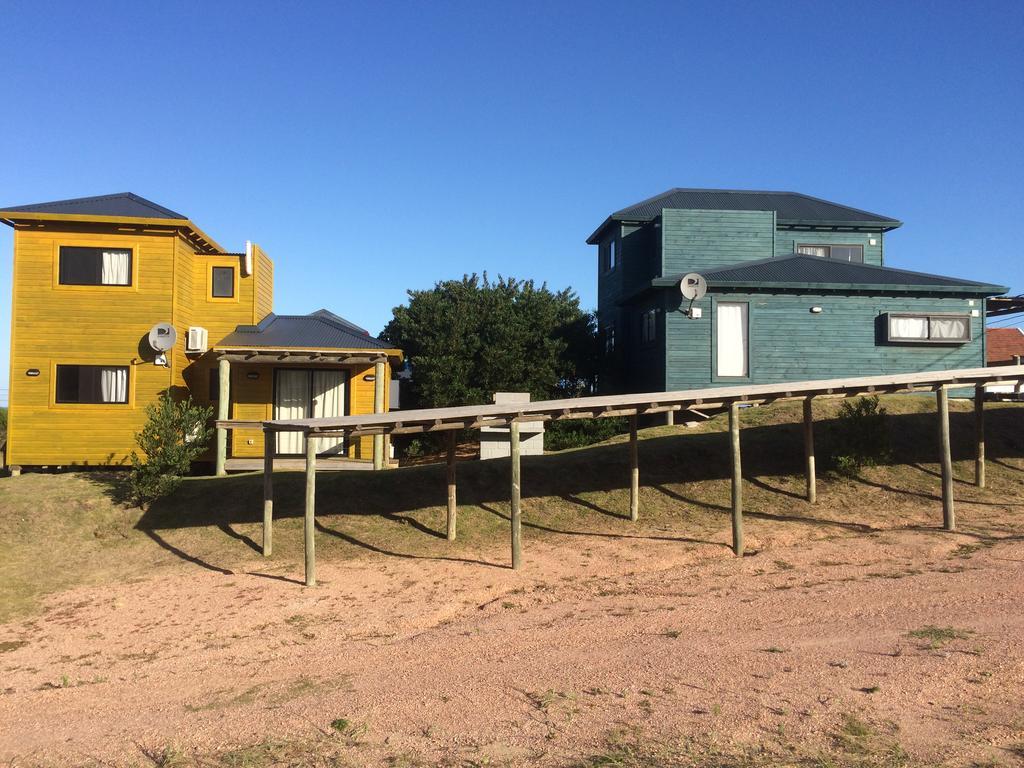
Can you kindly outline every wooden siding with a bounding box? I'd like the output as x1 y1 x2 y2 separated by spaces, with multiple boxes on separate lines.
7 227 178 465
253 244 273 322
774 229 885 266
664 291 986 391
662 209 775 275
191 253 257 344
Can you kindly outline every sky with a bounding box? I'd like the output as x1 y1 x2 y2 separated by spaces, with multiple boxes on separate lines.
1 0 1022 406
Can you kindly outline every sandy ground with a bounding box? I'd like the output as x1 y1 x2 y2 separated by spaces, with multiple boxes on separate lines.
2 510 1024 766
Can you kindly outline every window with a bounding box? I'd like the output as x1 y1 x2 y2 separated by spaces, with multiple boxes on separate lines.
604 323 616 354
59 246 132 286
212 266 235 298
601 239 618 273
716 302 749 377
886 313 970 343
797 244 864 263
55 365 129 404
641 309 657 344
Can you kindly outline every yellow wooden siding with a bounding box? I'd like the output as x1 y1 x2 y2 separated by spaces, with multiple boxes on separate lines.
170 236 196 391
191 254 259 345
7 227 178 465
253 244 273 321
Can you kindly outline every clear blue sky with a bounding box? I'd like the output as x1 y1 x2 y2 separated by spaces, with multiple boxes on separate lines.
1 0 1022 406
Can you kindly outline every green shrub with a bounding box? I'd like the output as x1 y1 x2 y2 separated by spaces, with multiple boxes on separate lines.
0 407 7 438
830 395 891 474
546 417 627 451
128 393 213 504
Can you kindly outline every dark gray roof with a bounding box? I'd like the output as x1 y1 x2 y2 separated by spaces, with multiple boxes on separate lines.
588 187 901 243
653 254 1007 296
0 192 186 219
218 309 393 350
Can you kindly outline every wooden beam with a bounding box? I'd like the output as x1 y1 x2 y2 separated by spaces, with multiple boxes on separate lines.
304 435 317 586
975 384 985 489
629 415 639 522
262 432 274 557
937 386 955 531
215 357 230 476
510 421 522 570
729 402 743 557
446 430 457 541
373 360 386 470
803 397 816 504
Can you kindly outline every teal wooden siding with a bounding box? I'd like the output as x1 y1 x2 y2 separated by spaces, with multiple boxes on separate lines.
774 229 885 265
664 291 985 391
662 209 775 274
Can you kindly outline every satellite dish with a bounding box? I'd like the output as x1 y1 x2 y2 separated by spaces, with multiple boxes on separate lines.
680 273 707 301
148 323 178 353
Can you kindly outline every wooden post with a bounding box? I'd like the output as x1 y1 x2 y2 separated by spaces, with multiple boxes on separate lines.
803 397 816 504
304 432 317 586
510 421 522 570
937 386 955 531
729 402 743 557
974 384 985 489
215 357 230 476
372 360 386 470
446 430 457 541
262 430 274 557
629 414 639 522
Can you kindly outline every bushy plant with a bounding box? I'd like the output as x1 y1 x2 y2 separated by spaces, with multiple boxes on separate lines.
546 417 627 451
128 392 213 504
830 395 891 474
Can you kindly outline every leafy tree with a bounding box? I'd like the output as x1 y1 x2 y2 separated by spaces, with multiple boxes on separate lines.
128 392 213 504
381 274 598 409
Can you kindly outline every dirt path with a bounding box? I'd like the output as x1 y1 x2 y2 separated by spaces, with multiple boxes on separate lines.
2 518 1023 766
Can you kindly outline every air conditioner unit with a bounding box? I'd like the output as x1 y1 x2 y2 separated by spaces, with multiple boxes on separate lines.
186 326 209 354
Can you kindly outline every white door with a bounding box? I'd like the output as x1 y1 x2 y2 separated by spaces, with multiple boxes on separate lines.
312 370 347 456
717 302 749 377
275 370 310 455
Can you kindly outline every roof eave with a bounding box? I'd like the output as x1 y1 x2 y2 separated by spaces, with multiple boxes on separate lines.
705 280 1004 295
585 215 652 245
0 210 225 253
777 217 903 232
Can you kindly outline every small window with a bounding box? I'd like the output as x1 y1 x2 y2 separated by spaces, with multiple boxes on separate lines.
797 244 864 263
641 309 657 344
601 239 618 273
886 313 970 343
59 246 132 286
211 266 235 298
604 324 616 354
55 365 129 404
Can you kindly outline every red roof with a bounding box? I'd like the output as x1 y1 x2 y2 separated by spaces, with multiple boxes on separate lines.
987 327 1024 364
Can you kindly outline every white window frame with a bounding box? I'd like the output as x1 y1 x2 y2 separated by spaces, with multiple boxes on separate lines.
797 243 865 262
716 301 749 378
886 312 971 344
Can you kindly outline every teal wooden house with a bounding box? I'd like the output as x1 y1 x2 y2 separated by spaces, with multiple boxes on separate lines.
587 189 1008 393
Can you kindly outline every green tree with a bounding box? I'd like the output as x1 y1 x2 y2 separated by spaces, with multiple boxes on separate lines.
128 392 214 504
381 274 598 408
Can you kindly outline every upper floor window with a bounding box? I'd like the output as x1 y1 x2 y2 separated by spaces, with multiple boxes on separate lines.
797 243 864 263
604 323 616 354
59 246 132 286
601 239 618 273
886 313 970 343
56 364 129 404
212 266 235 298
641 309 657 344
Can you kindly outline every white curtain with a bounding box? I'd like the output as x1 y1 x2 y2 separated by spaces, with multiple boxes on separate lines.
889 316 929 340
930 317 968 340
274 370 310 454
313 371 347 456
99 367 128 403
717 302 749 377
797 245 828 258
101 250 131 285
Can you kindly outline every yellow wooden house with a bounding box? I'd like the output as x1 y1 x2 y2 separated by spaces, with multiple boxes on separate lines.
1 193 402 473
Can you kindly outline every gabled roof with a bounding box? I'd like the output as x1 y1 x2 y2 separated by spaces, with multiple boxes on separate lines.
650 254 1007 296
0 192 223 253
587 187 902 243
217 309 398 352
987 327 1024 364
0 192 186 219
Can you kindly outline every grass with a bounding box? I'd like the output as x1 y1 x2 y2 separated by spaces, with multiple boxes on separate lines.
907 625 973 650
2 396 1024 623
